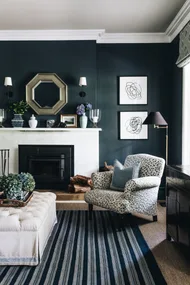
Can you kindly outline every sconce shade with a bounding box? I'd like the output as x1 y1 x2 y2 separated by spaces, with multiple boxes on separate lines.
143 112 168 126
79 77 87 86
4 77 12 86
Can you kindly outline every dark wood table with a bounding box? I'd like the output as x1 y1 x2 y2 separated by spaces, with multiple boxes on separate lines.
166 165 190 251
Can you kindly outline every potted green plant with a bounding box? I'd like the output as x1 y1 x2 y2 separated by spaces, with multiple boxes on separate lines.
0 172 35 200
8 100 29 128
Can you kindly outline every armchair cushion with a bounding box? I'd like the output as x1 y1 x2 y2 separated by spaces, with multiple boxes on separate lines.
110 160 141 191
124 176 161 198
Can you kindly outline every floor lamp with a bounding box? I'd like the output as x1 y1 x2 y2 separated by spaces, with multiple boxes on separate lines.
143 112 168 165
143 112 168 205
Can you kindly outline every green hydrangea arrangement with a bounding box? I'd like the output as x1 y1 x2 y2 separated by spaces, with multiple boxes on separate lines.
0 172 35 200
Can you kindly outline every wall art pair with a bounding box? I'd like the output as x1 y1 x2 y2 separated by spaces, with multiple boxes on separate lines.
119 76 148 140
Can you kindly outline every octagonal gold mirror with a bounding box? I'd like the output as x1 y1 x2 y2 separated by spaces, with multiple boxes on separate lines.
26 73 68 115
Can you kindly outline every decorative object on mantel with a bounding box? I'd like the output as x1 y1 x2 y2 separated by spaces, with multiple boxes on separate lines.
0 172 35 201
68 174 92 193
79 77 87 97
76 102 92 128
28 114 38 128
89 109 101 128
4 76 13 98
46 119 55 128
60 114 77 128
53 121 67 128
8 100 29 128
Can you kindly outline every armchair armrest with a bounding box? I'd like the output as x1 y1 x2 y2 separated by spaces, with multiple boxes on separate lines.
91 171 113 189
124 176 161 198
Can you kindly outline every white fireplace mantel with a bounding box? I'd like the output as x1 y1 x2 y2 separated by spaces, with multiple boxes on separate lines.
0 128 102 177
0 128 102 132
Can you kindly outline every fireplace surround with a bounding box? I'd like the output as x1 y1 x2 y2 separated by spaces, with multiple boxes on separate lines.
0 128 101 188
19 145 74 189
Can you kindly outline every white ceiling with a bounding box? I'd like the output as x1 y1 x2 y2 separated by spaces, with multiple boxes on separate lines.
0 0 186 32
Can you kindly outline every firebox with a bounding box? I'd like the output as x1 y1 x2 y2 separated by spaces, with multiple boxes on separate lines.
19 145 74 190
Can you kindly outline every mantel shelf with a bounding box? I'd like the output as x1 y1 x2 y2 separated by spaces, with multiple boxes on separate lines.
0 127 102 132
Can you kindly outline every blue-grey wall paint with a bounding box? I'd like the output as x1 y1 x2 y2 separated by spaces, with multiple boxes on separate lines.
96 43 176 166
169 37 182 165
0 41 97 127
0 40 182 167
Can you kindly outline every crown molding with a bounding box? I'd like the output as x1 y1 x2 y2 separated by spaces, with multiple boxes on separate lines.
97 33 169 43
0 1 190 44
0 29 105 41
166 0 190 42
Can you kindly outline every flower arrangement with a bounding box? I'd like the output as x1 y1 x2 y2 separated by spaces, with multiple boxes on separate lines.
76 102 92 115
0 172 35 200
8 100 29 115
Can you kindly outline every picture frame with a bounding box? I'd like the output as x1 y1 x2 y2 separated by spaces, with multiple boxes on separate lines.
60 114 77 128
119 111 148 140
119 76 147 105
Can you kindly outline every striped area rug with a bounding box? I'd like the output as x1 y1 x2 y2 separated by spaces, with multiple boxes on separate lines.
0 211 166 285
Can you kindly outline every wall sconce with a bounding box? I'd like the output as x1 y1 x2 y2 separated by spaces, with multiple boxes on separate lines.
79 77 87 97
4 77 13 98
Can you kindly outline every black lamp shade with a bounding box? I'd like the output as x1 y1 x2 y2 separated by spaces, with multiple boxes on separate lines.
143 112 168 126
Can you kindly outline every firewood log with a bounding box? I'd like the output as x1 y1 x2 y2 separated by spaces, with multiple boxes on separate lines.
72 184 91 193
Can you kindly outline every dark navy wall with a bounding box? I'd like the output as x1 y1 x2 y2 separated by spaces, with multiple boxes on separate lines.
97 44 176 166
0 41 97 126
169 37 182 165
0 40 182 167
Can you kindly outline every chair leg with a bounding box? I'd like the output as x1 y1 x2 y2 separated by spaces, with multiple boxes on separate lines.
89 204 93 220
153 215 157 222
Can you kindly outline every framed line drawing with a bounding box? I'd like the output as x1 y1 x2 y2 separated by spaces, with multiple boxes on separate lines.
119 76 147 105
60 114 77 128
119 111 148 139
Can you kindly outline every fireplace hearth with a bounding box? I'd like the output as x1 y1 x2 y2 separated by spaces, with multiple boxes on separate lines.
19 145 74 190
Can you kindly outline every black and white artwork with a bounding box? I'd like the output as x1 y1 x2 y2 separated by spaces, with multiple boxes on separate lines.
120 111 148 139
119 76 147 105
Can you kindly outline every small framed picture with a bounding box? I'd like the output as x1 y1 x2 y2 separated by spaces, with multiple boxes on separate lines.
119 76 147 105
119 111 148 139
60 114 77 128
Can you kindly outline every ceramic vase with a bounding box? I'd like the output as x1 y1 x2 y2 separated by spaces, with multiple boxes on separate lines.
29 114 38 128
79 113 88 128
11 114 24 128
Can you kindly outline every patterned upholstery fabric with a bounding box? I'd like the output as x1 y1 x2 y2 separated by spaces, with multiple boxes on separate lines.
84 154 165 217
124 154 165 178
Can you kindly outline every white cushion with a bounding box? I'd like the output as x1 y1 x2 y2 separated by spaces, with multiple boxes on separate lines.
0 191 56 232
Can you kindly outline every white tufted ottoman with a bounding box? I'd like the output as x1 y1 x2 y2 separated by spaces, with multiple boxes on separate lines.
0 191 57 266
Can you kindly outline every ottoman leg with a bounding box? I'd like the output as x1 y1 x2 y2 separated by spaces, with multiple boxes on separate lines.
89 204 93 220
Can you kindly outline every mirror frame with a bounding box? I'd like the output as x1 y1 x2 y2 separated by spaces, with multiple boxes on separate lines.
26 73 68 115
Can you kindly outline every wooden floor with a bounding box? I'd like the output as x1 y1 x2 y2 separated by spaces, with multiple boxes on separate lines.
52 192 190 285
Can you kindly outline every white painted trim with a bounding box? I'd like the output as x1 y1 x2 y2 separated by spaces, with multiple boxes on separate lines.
166 0 190 42
0 29 105 41
97 33 169 43
0 1 189 44
0 29 170 43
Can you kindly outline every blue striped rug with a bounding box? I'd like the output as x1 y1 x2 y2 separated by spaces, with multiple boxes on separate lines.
0 211 166 285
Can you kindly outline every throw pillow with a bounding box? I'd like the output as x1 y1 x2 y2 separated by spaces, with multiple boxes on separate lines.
110 159 141 191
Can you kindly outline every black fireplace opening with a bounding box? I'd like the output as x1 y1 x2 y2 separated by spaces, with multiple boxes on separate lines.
19 145 74 190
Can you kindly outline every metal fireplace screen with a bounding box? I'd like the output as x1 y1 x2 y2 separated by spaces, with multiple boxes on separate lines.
19 145 74 190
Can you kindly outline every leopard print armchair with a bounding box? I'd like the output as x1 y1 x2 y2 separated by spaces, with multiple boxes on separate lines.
84 154 165 221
